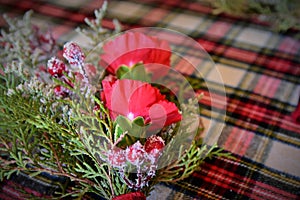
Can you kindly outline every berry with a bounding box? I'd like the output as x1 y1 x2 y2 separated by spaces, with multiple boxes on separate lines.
107 148 126 168
54 85 68 97
74 71 84 82
126 141 146 166
144 135 165 159
93 104 100 112
47 57 67 77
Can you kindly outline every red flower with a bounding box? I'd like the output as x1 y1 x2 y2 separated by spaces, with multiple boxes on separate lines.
100 32 171 79
101 79 181 130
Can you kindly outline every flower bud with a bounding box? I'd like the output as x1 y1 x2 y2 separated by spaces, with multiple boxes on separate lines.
63 41 85 66
47 57 67 77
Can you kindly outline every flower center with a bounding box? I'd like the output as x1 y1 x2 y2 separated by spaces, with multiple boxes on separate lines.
127 112 135 121
128 61 134 67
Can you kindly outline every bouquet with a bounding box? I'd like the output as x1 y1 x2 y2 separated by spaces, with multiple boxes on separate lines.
0 2 229 199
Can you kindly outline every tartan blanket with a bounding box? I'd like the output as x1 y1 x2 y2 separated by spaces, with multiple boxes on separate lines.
0 0 299 199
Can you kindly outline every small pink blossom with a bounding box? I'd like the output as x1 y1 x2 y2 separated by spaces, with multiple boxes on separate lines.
93 104 100 113
30 25 56 54
0 69 5 76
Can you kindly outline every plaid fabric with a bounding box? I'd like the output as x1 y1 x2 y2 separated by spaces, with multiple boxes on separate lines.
1 0 299 199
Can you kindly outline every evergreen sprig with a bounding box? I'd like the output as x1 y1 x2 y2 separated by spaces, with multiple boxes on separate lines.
76 1 121 46
205 0 300 33
0 10 57 73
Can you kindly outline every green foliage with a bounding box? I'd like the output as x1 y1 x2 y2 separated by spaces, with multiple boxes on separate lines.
113 115 149 148
76 1 121 46
156 142 231 182
0 5 125 199
0 67 126 198
206 0 300 33
0 10 57 73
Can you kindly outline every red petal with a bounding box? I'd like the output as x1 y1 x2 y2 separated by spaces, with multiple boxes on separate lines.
101 79 121 119
149 100 182 128
100 32 171 78
127 81 166 117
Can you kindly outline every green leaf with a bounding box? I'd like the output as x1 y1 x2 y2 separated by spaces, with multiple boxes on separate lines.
114 124 124 143
116 134 138 148
115 115 146 138
132 116 145 126
117 63 151 82
129 63 151 82
116 65 130 79
131 118 147 138
114 115 149 147
115 115 132 132
28 171 42 178
3 169 18 180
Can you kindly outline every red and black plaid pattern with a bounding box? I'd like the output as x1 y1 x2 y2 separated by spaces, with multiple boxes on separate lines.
0 0 299 199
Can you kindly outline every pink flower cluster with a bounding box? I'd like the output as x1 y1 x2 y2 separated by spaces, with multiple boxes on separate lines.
47 56 70 97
